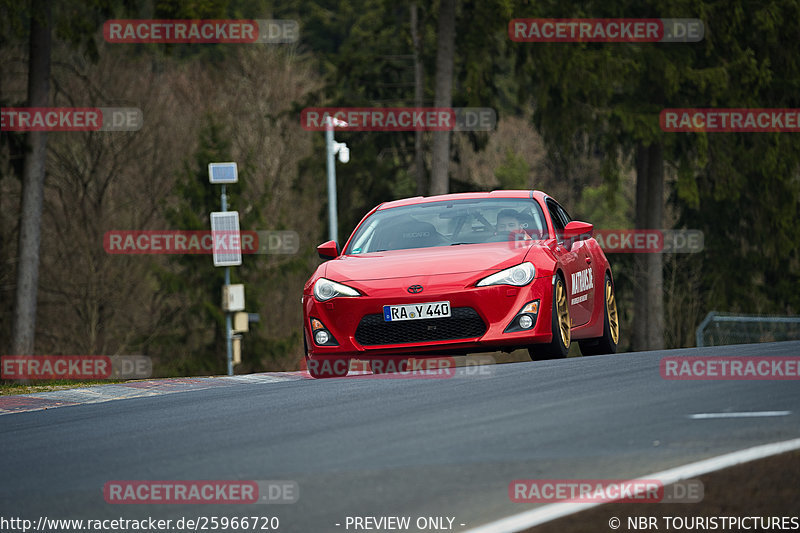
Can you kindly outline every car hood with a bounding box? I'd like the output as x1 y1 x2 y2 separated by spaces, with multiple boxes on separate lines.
322 242 542 282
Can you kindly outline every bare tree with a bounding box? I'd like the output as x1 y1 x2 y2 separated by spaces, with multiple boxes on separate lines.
633 142 665 350
12 1 51 356
429 0 455 195
410 3 426 195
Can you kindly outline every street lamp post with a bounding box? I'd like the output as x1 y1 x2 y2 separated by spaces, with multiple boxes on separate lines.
325 115 349 243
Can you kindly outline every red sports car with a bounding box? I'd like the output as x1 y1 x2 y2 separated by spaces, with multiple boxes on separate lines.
302 190 619 378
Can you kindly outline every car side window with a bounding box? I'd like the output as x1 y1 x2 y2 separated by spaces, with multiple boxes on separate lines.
546 200 566 233
555 203 572 225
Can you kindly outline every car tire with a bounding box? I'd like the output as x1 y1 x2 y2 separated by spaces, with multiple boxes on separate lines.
529 273 570 360
304 336 350 378
579 273 619 356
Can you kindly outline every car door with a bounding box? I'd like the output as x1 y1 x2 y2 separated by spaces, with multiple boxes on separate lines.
546 199 593 327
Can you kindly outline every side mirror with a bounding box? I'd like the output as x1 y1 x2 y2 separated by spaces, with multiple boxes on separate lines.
562 221 593 242
317 240 340 260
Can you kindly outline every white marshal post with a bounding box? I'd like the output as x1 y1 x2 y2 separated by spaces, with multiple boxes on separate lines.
208 162 242 376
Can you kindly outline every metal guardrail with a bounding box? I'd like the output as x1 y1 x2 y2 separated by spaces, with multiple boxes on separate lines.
696 312 800 347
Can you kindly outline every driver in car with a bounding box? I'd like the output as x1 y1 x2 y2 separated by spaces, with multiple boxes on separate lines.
496 209 532 242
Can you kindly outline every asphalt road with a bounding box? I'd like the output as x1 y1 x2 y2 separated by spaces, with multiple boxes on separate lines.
2 342 799 532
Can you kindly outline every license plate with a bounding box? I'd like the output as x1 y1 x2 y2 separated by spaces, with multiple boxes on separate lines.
383 301 451 322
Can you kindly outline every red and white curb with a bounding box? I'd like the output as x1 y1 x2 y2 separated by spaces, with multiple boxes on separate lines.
0 372 312 415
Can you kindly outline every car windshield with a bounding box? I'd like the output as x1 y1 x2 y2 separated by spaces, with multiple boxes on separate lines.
345 198 549 254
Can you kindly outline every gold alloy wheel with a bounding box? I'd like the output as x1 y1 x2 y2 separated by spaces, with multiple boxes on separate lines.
606 278 619 344
555 278 570 348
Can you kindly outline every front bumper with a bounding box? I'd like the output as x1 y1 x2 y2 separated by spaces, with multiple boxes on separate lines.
304 272 555 358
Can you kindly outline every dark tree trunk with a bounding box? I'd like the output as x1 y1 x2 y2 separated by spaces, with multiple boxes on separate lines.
645 142 665 350
633 143 649 351
12 1 52 355
633 142 665 351
410 3 426 195
429 0 455 195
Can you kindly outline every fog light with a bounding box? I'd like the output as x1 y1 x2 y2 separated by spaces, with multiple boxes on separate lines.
504 300 540 334
314 330 330 345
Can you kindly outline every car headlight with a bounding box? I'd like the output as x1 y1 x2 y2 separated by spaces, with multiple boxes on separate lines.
477 262 535 287
313 278 361 301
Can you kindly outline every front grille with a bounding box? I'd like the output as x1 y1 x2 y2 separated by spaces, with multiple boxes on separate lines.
355 307 487 346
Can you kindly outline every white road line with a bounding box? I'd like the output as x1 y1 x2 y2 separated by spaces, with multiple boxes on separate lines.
689 411 791 419
463 437 800 533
